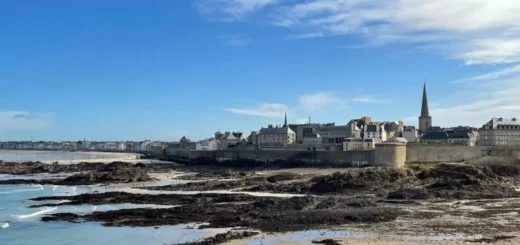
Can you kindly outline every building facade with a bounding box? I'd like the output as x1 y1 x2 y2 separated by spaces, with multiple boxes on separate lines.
362 123 387 142
479 118 520 146
343 138 376 151
196 138 221 151
401 126 419 143
257 126 296 150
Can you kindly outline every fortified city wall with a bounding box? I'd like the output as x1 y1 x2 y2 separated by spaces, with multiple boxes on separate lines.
163 144 520 168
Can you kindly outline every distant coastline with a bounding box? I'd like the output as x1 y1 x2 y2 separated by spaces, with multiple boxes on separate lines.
0 150 140 163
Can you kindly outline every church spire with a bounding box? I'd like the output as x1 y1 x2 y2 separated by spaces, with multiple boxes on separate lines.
421 82 430 117
419 82 432 133
283 112 288 127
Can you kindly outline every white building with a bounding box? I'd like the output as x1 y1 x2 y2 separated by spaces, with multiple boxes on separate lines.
402 126 419 143
257 126 296 150
196 138 221 151
362 123 387 142
117 142 127 151
479 118 520 146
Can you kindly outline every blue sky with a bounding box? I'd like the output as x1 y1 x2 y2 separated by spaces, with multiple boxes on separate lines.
1 0 520 141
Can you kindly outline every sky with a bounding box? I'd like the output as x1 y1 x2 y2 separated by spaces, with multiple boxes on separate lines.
2 0 520 141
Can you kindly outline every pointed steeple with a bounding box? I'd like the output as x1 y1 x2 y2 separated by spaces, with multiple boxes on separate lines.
283 112 288 127
419 83 432 133
421 83 430 117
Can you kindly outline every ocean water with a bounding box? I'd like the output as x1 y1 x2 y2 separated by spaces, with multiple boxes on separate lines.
0 150 127 162
0 175 227 245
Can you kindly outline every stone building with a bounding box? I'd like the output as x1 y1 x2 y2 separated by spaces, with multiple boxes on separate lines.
257 113 296 150
420 131 449 144
419 83 432 134
220 131 246 150
343 138 376 151
479 118 520 146
402 126 419 143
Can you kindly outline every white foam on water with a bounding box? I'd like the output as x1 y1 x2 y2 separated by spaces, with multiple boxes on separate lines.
53 185 58 191
92 206 98 211
15 207 57 219
1 222 9 229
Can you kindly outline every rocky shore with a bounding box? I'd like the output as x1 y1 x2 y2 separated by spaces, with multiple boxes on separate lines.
3 159 520 244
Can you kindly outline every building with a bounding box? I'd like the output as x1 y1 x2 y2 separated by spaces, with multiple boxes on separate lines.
384 121 403 140
248 131 258 146
343 138 376 151
316 125 360 145
117 142 127 151
220 131 246 150
180 136 195 150
419 83 432 134
257 113 296 150
402 126 419 143
303 133 321 145
294 123 321 144
362 123 387 142
420 131 449 144
196 138 221 151
257 126 296 150
479 118 520 146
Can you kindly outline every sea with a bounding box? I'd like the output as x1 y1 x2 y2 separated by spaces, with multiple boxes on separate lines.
0 151 366 245
0 150 127 162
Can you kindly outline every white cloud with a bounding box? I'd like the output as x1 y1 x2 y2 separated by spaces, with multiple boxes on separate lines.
352 96 386 104
218 34 251 46
0 111 52 131
298 92 344 111
430 69 520 127
197 0 276 21
455 64 520 83
284 32 324 40
201 0 520 65
224 103 288 118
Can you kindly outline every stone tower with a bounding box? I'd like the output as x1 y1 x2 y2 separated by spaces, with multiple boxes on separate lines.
419 83 432 133
283 112 288 127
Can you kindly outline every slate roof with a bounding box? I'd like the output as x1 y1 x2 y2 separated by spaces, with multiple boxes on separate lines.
316 125 352 132
481 118 520 129
259 127 295 134
303 133 320 138
421 131 449 140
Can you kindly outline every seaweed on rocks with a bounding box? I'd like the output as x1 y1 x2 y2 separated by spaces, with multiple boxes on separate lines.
40 193 401 232
310 168 413 194
312 239 342 245
172 231 260 245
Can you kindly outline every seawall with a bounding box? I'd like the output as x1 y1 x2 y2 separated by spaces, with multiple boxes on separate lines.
163 145 520 168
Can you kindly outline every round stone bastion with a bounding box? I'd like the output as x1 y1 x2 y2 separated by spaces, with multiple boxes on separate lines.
374 137 407 168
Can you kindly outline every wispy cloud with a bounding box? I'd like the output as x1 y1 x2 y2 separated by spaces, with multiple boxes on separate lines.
352 96 386 104
298 92 344 111
225 103 288 118
218 34 251 46
197 0 276 21
429 67 520 127
455 64 520 83
0 111 52 131
284 32 324 40
199 0 520 65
